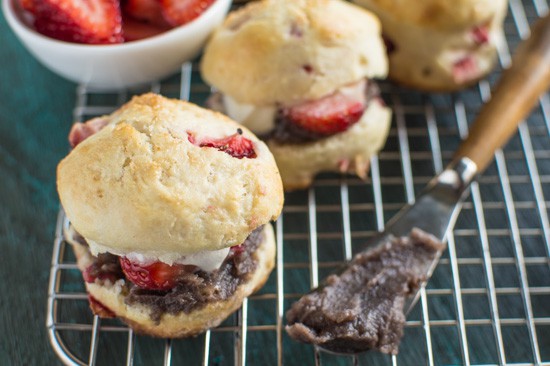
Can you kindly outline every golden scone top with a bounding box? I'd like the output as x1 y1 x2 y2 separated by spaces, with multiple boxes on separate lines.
354 0 508 31
57 94 283 260
201 0 388 106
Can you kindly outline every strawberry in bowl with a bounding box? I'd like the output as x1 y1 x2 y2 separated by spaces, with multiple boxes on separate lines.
20 0 124 44
2 0 231 88
19 0 217 44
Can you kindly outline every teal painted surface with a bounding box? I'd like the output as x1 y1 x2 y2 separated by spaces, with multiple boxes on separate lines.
0 9 75 366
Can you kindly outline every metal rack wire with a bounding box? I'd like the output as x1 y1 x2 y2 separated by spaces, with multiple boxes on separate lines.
47 0 550 364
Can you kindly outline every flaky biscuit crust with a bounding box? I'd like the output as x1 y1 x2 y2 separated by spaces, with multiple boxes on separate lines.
201 0 388 106
387 39 500 92
57 94 283 259
354 0 507 31
353 0 507 91
72 224 276 338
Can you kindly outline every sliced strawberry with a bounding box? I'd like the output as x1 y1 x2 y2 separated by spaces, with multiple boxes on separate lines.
19 0 35 13
452 55 479 84
283 83 367 136
83 266 98 283
122 16 171 42
122 0 169 28
188 129 257 159
159 0 215 27
120 257 190 290
31 0 123 44
471 24 490 45
68 116 110 147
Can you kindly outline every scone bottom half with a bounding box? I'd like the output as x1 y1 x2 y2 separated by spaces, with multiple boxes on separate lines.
201 0 392 190
56 93 283 338
66 223 276 338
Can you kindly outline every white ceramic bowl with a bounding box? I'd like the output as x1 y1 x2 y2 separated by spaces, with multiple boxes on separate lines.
2 0 231 89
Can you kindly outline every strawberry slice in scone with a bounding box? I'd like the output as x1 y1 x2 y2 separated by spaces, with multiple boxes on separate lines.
283 81 368 136
120 258 188 291
188 128 257 159
452 56 480 84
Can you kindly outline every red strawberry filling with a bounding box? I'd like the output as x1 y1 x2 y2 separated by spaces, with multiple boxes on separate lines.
452 55 479 84
120 243 247 291
188 129 257 159
449 24 490 84
68 116 110 148
282 82 367 136
120 258 191 291
471 24 490 45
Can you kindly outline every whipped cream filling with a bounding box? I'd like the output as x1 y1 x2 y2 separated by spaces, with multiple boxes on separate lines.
87 239 231 272
223 95 277 135
337 79 368 100
64 224 230 272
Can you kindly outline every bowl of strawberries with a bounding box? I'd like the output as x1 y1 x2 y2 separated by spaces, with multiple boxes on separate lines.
2 0 231 89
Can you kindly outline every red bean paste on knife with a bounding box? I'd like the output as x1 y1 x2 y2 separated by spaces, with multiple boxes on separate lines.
285 228 445 355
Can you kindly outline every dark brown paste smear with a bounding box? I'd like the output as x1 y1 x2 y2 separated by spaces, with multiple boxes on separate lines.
285 228 444 355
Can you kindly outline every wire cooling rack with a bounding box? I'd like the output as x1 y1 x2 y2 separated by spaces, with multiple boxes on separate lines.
47 0 550 365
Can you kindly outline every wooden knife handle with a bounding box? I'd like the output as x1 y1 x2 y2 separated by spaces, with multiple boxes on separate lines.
453 14 550 172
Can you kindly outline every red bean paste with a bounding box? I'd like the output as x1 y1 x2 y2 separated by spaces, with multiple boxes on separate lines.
286 228 444 355
68 226 264 323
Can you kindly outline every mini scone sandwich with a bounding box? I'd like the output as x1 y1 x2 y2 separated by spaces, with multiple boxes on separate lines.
200 0 392 190
353 0 508 91
57 94 284 337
